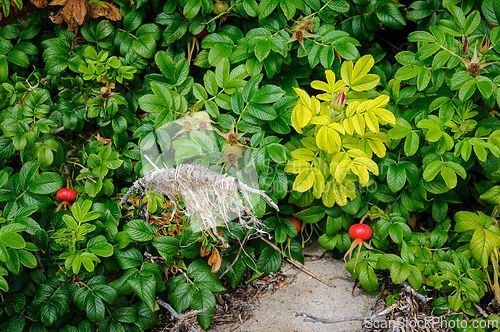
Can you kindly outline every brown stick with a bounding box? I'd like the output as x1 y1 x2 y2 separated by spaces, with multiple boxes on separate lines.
219 228 252 280
257 234 333 287
295 302 398 325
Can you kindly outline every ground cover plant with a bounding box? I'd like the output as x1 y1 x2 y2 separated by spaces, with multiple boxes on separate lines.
1 0 500 330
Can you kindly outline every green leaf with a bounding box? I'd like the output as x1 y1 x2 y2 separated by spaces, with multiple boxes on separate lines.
390 261 411 284
247 102 277 120
7 50 29 68
407 31 435 42
28 172 62 194
183 0 201 18
256 246 281 275
480 186 500 204
258 0 279 19
219 255 246 288
114 248 143 269
423 160 444 181
327 0 349 13
294 206 325 223
0 55 8 81
255 39 272 62
476 76 495 99
432 196 448 222
169 283 195 313
86 293 105 322
123 9 143 32
125 219 156 242
132 35 156 59
376 3 406 30
128 276 159 312
93 285 118 304
114 307 137 324
267 144 287 163
358 262 379 293
407 265 423 290
318 233 339 250
0 232 25 249
253 85 284 104
430 229 448 248
470 227 499 267
459 79 477 101
151 236 180 254
404 132 419 156
387 164 406 192
482 0 500 26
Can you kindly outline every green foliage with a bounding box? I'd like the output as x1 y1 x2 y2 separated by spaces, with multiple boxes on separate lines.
1 0 500 330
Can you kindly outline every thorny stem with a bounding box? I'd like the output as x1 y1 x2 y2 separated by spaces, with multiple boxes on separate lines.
219 228 252 279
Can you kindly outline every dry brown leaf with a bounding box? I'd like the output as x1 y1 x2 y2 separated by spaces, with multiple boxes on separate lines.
49 0 67 6
49 11 63 24
62 0 87 26
96 133 111 145
89 2 121 20
208 248 222 273
30 0 48 8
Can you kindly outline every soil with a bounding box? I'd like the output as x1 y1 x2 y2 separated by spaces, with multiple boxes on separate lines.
208 241 377 332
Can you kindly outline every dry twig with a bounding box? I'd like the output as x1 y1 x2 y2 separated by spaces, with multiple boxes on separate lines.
256 234 333 287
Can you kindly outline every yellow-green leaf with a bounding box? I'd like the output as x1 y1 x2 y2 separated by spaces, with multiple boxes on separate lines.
364 111 379 132
371 107 396 125
291 148 315 161
310 116 332 125
291 103 313 133
311 80 332 93
366 138 386 158
284 160 310 173
316 126 341 153
312 168 325 199
322 180 336 207
293 170 315 192
335 160 352 182
341 60 354 86
293 87 312 109
350 74 380 91
352 55 375 80
332 182 348 206
325 70 336 89
354 157 379 175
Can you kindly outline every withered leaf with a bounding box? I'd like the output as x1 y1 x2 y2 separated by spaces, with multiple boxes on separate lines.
49 0 67 6
208 248 222 273
62 0 87 26
30 0 48 8
89 2 121 21
96 133 111 145
49 11 64 24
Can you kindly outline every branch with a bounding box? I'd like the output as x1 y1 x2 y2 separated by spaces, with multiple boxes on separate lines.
295 302 398 325
257 234 333 287
219 228 252 279
156 298 211 319
399 280 432 303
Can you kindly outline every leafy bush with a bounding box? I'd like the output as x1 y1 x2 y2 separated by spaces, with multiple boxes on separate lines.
1 0 500 330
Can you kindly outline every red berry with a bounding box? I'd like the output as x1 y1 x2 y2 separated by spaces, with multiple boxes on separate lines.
287 217 301 233
56 188 77 204
348 224 372 241
193 27 209 41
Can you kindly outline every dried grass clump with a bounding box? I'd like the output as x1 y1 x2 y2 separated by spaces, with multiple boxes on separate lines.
120 162 278 235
